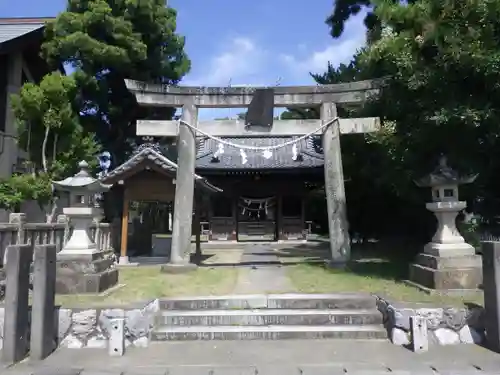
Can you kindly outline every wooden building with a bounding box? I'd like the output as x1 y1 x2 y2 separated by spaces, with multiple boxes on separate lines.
104 135 325 257
101 143 220 260
196 135 324 242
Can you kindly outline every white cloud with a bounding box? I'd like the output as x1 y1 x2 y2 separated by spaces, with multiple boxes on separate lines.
184 37 266 86
280 14 366 79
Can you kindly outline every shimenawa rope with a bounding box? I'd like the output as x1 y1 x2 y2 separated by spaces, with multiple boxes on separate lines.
178 117 339 151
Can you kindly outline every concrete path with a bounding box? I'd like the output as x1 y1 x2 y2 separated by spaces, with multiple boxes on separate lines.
232 244 293 294
4 340 500 374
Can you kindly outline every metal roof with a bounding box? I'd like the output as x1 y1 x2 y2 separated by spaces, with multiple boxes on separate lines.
0 18 49 45
195 136 324 170
101 145 221 192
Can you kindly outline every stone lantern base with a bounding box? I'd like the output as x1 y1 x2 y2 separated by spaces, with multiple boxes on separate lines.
55 250 119 294
407 243 482 295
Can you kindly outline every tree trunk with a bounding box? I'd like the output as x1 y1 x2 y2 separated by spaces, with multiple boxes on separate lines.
41 125 50 173
45 196 58 223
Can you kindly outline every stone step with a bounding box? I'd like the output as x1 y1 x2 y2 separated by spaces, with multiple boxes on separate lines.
151 325 387 341
157 309 383 326
159 293 377 311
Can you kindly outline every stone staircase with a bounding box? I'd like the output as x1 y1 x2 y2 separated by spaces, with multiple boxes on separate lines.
151 293 387 341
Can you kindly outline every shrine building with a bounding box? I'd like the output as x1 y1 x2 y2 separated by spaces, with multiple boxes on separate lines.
195 135 324 242
103 135 325 258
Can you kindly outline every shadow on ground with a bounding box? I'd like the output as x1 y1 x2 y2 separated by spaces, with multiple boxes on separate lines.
193 239 421 279
269 238 421 282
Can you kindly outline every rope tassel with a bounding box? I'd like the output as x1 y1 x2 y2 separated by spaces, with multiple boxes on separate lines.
217 143 224 155
292 144 298 161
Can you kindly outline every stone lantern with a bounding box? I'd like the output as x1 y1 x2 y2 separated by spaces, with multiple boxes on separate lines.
53 161 111 254
408 156 482 293
52 160 118 294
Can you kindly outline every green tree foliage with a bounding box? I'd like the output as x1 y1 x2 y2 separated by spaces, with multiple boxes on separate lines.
0 72 100 215
4 0 190 218
41 0 191 163
363 0 500 222
317 0 500 238
326 0 418 41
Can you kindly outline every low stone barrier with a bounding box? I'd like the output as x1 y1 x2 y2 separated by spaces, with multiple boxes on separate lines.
0 299 159 351
376 296 485 346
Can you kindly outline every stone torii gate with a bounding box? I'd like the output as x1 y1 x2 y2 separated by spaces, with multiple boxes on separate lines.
125 79 381 272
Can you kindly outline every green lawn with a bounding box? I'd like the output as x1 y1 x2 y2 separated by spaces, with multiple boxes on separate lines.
53 240 484 308
286 262 483 306
54 266 238 308
278 240 484 306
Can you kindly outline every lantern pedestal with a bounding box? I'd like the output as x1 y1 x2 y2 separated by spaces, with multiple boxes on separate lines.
408 202 482 294
407 157 482 295
52 161 118 295
56 207 118 294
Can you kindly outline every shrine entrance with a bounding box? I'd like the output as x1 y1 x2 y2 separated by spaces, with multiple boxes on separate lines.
237 196 277 241
127 200 172 257
125 78 382 271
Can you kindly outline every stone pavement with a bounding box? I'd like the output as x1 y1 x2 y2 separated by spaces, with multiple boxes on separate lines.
232 244 293 294
3 340 500 374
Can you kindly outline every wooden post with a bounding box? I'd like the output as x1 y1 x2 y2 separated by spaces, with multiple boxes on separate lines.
165 101 198 272
321 102 350 265
119 190 129 265
301 197 306 240
208 196 214 241
232 196 238 241
277 195 283 240
194 194 202 261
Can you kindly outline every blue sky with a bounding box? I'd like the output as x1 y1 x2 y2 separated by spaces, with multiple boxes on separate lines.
0 0 367 118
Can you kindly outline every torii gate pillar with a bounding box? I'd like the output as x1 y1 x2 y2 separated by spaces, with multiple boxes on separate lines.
162 101 198 273
321 102 350 265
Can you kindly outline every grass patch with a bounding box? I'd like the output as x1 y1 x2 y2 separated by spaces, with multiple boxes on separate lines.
286 263 483 307
280 239 484 306
55 266 238 308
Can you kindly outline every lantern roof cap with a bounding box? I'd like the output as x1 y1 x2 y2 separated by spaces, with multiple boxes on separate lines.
52 160 112 192
415 156 477 187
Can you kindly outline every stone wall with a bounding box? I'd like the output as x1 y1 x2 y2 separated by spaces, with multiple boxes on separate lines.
376 297 485 346
0 299 159 351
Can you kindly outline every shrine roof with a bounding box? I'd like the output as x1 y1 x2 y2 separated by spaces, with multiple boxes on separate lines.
195 136 324 170
0 18 51 51
101 145 221 192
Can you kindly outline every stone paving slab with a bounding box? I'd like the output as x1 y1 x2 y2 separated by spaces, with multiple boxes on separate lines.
3 367 500 374
232 245 293 294
10 369 499 374
3 340 500 375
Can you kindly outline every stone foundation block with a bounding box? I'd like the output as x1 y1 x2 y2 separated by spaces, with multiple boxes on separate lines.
56 266 119 294
376 296 486 347
409 263 482 290
415 253 482 270
0 299 160 352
